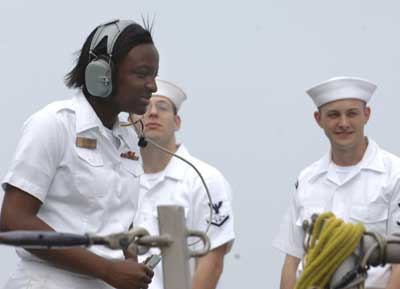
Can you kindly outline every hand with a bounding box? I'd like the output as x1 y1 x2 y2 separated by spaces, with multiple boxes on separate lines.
123 244 138 261
102 258 154 289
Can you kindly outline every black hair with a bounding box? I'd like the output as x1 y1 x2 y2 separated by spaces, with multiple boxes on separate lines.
65 21 154 97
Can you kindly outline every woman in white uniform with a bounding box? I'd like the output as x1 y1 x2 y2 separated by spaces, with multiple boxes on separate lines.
0 19 159 289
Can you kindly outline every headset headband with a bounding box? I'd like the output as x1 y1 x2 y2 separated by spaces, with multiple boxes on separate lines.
89 19 136 58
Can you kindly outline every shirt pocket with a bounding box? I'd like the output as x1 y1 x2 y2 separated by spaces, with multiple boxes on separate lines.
73 147 107 198
136 204 189 227
150 206 189 219
296 206 324 227
120 158 143 177
75 147 103 167
349 204 388 233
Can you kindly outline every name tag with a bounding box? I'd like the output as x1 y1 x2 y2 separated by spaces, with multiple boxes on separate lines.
76 137 97 149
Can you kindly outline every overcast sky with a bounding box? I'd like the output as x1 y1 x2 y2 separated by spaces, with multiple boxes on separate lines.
1 1 400 288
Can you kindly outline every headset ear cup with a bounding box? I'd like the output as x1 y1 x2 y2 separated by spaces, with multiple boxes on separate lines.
85 58 113 98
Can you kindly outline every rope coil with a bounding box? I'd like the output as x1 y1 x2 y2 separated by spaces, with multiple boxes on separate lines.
295 212 365 289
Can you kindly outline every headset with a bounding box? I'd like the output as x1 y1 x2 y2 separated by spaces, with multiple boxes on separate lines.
85 19 135 98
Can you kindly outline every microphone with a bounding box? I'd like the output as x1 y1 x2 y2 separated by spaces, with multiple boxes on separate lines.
138 136 148 148
122 115 214 245
126 114 147 148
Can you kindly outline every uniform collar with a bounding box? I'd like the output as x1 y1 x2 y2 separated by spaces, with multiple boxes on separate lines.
358 139 385 173
73 94 135 150
112 119 136 151
74 94 104 134
310 138 385 183
163 143 190 181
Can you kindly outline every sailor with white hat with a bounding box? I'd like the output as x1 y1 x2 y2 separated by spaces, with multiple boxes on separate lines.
134 79 235 289
274 76 400 289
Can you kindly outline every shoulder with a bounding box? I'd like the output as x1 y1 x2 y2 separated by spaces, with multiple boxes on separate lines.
292 154 328 193
297 156 325 183
378 144 400 164
175 147 232 202
42 98 75 113
21 99 76 144
26 99 75 126
184 152 228 185
376 145 400 176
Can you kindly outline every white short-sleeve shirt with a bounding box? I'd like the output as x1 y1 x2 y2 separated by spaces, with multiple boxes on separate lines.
134 144 235 289
2 94 143 261
273 139 400 289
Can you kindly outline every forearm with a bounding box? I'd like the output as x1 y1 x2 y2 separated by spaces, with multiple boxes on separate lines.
29 232 151 289
280 273 297 289
1 205 109 280
192 245 227 289
386 264 400 289
0 187 153 289
280 255 300 289
192 260 223 289
31 246 110 279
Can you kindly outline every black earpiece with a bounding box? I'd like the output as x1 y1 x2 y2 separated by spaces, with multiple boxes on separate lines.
138 137 148 148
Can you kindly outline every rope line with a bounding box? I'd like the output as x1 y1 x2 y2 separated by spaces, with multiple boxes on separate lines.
295 212 365 289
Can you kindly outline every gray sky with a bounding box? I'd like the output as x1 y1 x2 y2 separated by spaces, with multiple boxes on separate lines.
1 0 400 288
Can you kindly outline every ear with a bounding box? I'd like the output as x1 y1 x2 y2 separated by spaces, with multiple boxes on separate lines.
314 111 322 128
364 106 371 123
174 115 181 131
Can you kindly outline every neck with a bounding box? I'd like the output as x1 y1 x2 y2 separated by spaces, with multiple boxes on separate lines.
331 137 368 166
140 139 178 173
87 96 118 129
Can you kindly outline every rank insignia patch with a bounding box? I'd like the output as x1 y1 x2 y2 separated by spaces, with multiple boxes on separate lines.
207 201 230 227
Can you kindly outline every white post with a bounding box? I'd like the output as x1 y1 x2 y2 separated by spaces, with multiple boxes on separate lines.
157 205 192 289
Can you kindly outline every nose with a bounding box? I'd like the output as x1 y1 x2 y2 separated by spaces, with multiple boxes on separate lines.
146 103 158 117
338 115 350 129
146 77 157 94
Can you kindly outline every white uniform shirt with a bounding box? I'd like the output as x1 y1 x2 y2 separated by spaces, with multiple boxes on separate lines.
2 94 143 289
134 144 235 289
273 139 400 289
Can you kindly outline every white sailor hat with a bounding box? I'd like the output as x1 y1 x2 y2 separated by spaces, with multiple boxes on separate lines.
153 79 187 111
306 77 377 107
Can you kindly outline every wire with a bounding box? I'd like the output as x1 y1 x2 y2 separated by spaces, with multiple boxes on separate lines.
121 114 214 247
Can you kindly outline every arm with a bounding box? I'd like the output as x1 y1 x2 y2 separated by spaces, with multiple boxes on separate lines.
386 265 400 289
279 254 301 289
0 185 153 289
386 175 400 289
192 243 228 289
274 178 306 289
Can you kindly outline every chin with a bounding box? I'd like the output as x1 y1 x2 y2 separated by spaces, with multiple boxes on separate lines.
127 106 146 116
143 129 157 137
328 135 351 148
334 139 357 149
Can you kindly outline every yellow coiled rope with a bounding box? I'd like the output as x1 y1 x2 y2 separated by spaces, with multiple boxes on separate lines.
295 212 365 289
